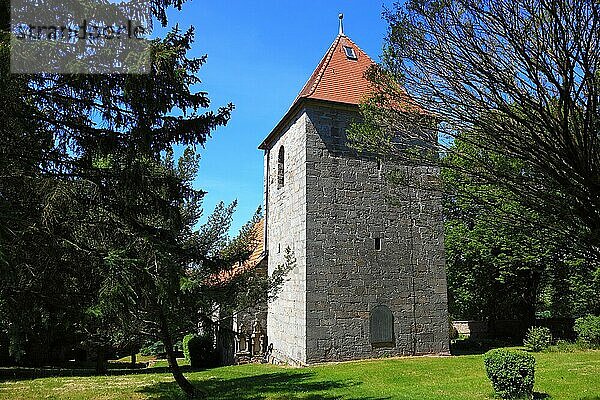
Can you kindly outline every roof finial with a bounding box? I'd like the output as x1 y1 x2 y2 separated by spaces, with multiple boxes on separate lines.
339 13 345 36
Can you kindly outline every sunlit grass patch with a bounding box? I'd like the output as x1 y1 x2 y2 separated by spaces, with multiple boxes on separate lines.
0 350 598 399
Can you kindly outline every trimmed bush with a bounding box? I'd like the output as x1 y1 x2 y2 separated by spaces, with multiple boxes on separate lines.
574 315 600 347
182 334 196 365
183 334 217 368
523 326 552 352
484 349 535 399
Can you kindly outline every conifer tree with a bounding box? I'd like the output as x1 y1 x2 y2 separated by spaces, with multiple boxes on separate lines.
0 0 290 396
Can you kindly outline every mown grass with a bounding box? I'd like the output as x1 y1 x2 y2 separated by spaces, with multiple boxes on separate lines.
111 353 190 368
113 353 158 364
151 358 189 368
0 350 598 400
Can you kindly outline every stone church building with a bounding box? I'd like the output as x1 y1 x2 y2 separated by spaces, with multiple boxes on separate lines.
229 17 449 366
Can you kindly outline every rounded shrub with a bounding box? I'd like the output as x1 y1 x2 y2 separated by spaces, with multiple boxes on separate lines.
523 326 552 352
574 315 600 347
183 334 217 368
484 349 535 399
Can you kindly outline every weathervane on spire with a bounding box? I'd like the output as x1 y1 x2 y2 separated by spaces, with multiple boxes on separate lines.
339 13 345 36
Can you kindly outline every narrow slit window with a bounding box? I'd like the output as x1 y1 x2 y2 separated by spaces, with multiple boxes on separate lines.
277 146 285 188
374 237 382 251
344 46 357 60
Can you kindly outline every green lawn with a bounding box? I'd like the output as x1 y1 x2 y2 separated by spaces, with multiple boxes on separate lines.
1 350 599 400
112 353 159 364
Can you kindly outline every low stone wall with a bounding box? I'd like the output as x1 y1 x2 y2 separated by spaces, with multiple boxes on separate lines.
452 321 488 338
452 318 575 340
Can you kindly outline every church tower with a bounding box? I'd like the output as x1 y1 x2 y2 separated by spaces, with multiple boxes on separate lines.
259 16 449 365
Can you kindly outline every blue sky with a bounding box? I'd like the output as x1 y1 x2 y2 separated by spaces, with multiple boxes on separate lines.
160 0 394 234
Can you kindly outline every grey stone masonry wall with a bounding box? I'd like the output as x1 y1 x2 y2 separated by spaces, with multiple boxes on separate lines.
303 103 449 363
265 111 308 365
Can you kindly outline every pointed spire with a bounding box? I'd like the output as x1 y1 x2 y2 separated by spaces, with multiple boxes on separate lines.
260 28 379 149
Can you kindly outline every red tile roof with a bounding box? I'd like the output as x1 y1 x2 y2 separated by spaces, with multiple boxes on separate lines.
295 35 376 105
259 34 376 149
206 219 266 287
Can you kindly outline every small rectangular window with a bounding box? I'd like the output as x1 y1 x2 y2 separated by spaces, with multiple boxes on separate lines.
344 46 357 60
374 238 382 251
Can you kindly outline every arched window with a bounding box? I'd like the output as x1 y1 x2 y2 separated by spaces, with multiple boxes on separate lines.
370 305 394 345
277 146 285 188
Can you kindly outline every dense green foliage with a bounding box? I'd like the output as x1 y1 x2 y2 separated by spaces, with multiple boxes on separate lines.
484 349 536 399
442 136 599 324
523 327 552 352
182 335 194 364
140 341 182 357
2 350 599 399
1 0 231 368
183 334 217 369
349 0 600 327
376 0 600 257
0 0 292 396
141 342 166 357
574 315 600 347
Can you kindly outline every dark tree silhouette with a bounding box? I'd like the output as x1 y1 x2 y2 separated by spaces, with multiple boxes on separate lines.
352 0 600 258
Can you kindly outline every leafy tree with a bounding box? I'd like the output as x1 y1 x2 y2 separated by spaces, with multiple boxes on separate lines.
443 134 599 326
0 48 95 364
86 145 291 397
349 0 600 327
1 0 231 368
86 146 238 396
356 0 600 257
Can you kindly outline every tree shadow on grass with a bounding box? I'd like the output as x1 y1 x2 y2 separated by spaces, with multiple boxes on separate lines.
0 365 196 380
450 338 521 356
137 371 391 400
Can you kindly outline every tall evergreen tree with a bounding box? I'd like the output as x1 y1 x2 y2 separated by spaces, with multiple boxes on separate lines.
0 0 291 397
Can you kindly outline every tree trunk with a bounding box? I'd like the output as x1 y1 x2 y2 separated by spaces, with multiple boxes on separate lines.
159 316 206 399
522 269 541 335
131 350 136 369
95 347 107 375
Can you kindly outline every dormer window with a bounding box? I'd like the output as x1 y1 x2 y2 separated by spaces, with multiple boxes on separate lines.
344 46 357 60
